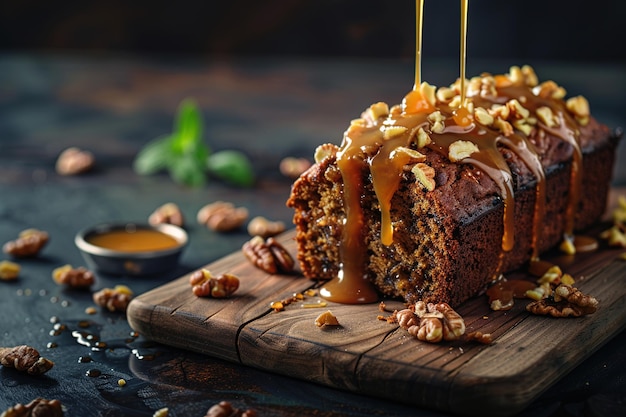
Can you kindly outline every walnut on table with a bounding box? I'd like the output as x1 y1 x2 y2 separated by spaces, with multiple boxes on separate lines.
52 265 95 289
246 216 285 238
56 146 94 176
189 269 239 298
92 285 133 312
149 202 184 227
526 284 599 318
0 345 54 376
1 398 63 417
3 229 49 258
242 236 294 274
392 301 475 344
197 201 248 232
205 401 257 417
0 260 20 281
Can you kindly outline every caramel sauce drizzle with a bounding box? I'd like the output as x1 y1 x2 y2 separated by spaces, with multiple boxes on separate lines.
319 0 584 304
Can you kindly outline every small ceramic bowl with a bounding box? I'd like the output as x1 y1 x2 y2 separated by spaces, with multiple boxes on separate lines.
75 223 188 276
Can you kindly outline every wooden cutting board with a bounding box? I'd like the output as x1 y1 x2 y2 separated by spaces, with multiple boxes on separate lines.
127 222 626 417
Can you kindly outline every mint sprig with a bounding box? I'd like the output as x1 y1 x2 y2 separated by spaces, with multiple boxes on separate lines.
133 99 255 187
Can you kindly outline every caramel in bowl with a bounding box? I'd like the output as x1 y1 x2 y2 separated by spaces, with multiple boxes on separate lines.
75 223 187 276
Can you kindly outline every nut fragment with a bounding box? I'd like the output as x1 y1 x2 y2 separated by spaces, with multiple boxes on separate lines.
448 140 479 162
427 110 445 134
279 156 312 179
92 285 133 312
52 265 95 289
197 201 248 232
526 284 598 317
536 106 557 128
3 229 49 258
205 401 257 417
465 331 493 345
315 310 340 328
1 398 63 417
392 301 466 343
474 107 494 126
364 102 390 123
246 216 285 238
242 236 295 274
566 95 590 126
189 269 240 298
56 147 94 176
411 163 436 191
382 125 408 140
313 143 339 164
148 202 184 227
0 260 20 281
0 345 54 375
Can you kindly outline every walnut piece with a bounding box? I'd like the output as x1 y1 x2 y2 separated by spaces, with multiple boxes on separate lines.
1 398 63 417
279 156 312 179
92 285 133 312
52 265 95 289
0 260 20 281
465 331 493 345
205 401 257 417
197 201 248 232
246 216 285 239
189 269 239 298
411 163 436 192
392 301 466 343
526 284 598 317
448 140 478 162
315 310 340 328
242 236 295 274
313 143 339 164
3 229 49 258
148 202 184 227
0 345 54 376
56 146 94 176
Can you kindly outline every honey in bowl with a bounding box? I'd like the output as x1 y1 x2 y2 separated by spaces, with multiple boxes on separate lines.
75 223 188 275
86 226 180 253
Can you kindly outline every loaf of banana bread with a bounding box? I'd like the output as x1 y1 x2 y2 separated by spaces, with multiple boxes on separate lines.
287 66 621 306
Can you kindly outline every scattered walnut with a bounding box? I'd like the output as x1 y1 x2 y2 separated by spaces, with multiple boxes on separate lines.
363 102 390 124
197 201 248 232
92 285 133 312
242 236 295 274
566 95 590 126
149 203 184 227
526 284 598 317
153 408 169 417
0 260 20 281
0 345 54 376
1 398 63 417
279 156 312 179
247 216 285 238
205 401 257 417
315 310 340 328
52 265 95 289
465 331 493 345
600 225 626 248
392 301 466 343
533 80 567 100
448 140 479 162
189 269 240 298
56 146 94 176
3 229 49 258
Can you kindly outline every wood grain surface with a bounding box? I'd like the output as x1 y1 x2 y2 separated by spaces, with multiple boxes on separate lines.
128 207 626 417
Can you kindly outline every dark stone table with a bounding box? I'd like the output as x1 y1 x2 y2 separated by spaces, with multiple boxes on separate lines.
0 53 625 416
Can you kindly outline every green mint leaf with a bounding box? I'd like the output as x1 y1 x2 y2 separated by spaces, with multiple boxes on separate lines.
169 153 207 187
207 150 255 187
172 99 204 154
133 135 175 175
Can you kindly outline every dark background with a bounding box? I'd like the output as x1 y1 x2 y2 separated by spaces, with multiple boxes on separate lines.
1 0 624 62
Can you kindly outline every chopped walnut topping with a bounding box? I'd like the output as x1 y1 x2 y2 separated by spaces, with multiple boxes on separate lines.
411 163 436 191
521 65 539 87
313 143 339 163
414 127 432 148
364 102 390 123
3 229 49 258
566 95 590 126
189 269 240 298
448 140 479 162
394 146 426 162
427 110 445 134
536 106 558 128
0 345 54 375
474 107 494 126
315 310 340 328
1 398 63 417
197 201 248 232
506 99 530 120
382 125 408 140
493 118 514 137
436 86 455 103
533 80 567 100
